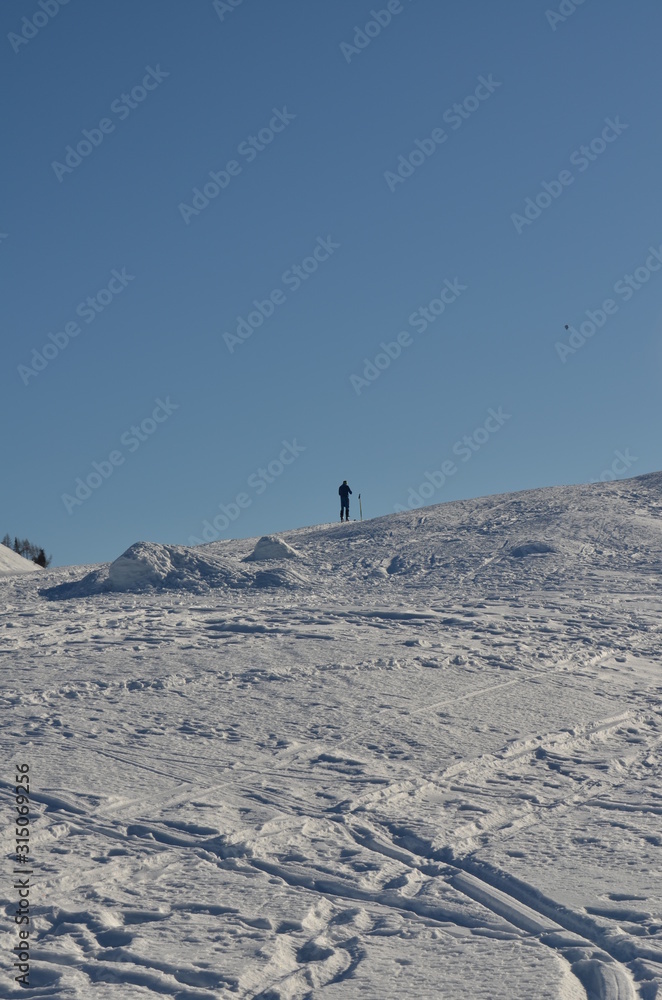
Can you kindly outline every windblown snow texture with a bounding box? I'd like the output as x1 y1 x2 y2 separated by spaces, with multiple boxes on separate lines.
2 473 662 999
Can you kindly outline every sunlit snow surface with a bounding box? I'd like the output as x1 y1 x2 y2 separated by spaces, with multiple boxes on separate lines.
0 545 40 577
2 475 662 1000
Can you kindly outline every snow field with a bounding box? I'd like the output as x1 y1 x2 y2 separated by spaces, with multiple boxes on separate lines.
1 473 661 998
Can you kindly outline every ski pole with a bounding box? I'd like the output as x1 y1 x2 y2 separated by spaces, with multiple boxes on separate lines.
359 494 363 521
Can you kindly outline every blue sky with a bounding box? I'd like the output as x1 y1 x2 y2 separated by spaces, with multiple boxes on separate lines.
2 0 661 567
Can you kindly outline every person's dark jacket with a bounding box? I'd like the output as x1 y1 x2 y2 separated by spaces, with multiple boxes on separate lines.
339 483 352 503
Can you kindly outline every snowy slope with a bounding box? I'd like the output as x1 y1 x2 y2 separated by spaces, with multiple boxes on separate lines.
0 544 40 577
1 473 661 999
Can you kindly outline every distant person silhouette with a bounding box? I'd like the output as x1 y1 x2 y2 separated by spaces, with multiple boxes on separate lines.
339 480 352 521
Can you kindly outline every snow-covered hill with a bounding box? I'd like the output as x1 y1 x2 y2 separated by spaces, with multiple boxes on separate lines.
39 471 662 602
0 543 40 577
1 474 661 999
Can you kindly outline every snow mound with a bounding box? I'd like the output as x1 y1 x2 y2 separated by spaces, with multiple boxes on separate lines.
41 540 309 600
109 542 182 589
243 535 300 561
0 543 40 576
41 541 253 598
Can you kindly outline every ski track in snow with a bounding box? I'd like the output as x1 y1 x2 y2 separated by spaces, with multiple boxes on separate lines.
1 474 662 998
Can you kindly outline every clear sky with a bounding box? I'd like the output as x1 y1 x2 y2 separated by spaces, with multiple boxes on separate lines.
3 0 661 567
